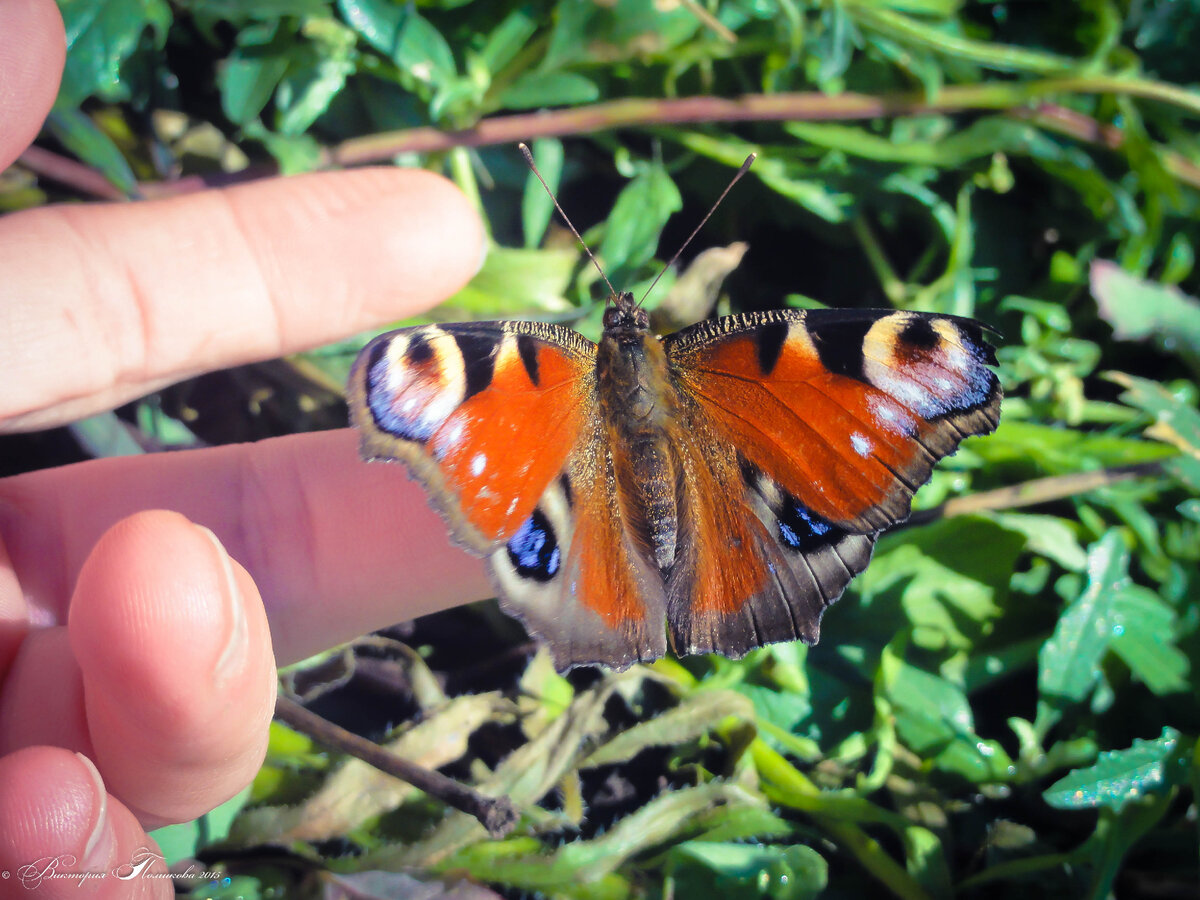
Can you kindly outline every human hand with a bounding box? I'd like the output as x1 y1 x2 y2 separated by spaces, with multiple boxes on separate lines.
0 1 490 894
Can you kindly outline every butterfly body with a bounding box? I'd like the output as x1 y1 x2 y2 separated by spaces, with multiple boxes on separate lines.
350 298 1001 671
596 293 683 571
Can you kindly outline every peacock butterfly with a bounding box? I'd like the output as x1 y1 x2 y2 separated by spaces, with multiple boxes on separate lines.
347 152 1002 671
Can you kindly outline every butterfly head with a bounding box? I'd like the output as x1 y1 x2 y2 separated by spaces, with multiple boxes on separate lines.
602 291 649 336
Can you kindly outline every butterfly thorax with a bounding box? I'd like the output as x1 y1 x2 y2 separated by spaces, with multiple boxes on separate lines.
596 294 681 572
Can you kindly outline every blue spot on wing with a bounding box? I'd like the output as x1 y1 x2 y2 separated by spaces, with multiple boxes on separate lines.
778 496 838 553
507 509 560 582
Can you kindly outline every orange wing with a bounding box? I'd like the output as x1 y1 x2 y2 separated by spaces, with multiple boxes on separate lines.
666 309 1002 534
350 319 669 669
489 445 669 670
348 322 596 551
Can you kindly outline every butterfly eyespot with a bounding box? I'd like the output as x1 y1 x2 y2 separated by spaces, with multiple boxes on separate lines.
365 338 463 443
777 496 838 553
897 315 939 352
506 509 561 582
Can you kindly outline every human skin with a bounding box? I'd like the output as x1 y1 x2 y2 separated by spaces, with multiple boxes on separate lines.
0 1 492 895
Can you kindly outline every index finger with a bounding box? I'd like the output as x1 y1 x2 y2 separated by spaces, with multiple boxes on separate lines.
1 167 486 431
0 429 493 665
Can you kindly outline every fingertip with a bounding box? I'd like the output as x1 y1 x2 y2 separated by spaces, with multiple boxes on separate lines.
69 510 247 694
229 166 489 336
68 510 275 824
0 0 65 170
0 747 170 896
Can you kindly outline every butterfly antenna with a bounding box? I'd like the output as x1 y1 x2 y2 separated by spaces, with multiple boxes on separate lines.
639 152 756 306
519 142 619 300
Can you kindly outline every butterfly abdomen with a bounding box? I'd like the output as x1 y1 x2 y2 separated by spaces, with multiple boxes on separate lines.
596 322 684 572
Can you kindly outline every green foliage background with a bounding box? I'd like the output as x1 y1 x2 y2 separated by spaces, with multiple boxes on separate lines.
8 0 1200 897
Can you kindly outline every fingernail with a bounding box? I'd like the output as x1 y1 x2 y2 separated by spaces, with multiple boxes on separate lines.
75 754 113 868
197 526 248 678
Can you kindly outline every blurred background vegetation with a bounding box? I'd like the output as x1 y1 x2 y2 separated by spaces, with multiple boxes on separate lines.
4 0 1200 897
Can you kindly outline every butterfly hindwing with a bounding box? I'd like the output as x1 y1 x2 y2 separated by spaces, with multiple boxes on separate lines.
489 455 669 670
665 308 1002 534
665 410 877 659
348 322 596 552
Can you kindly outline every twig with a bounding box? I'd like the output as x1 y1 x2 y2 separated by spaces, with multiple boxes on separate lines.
1018 103 1200 190
322 80 1200 167
906 460 1169 525
27 82 1200 199
16 145 127 200
273 693 519 838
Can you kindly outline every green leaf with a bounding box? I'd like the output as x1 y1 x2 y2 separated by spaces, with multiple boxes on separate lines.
1043 727 1186 812
193 0 329 21
522 138 563 250
434 244 578 321
393 6 456 87
477 6 538 73
737 684 812 736
581 689 754 768
58 0 172 106
276 51 355 134
1108 372 1200 465
858 517 1023 652
1092 260 1200 373
498 71 600 109
69 411 146 457
442 783 768 888
975 419 1176 475
219 24 292 126
339 0 455 85
1038 530 1127 703
44 108 138 196
666 842 827 899
882 654 1014 782
787 116 1068 168
992 513 1088 572
1110 587 1190 695
274 21 358 135
599 163 682 280
243 121 322 174
338 0 400 54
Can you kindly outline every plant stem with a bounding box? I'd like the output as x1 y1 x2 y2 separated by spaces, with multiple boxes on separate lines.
274 693 518 838
325 80 1200 166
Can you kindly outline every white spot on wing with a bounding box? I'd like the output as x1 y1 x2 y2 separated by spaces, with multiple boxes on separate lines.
851 432 873 457
442 419 465 448
868 395 916 436
471 452 487 477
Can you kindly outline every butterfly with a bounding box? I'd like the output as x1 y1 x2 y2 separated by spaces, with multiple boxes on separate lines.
348 289 1002 671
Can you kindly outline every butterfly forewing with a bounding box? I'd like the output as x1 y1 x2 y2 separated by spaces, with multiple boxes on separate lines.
348 321 595 551
665 309 1002 535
